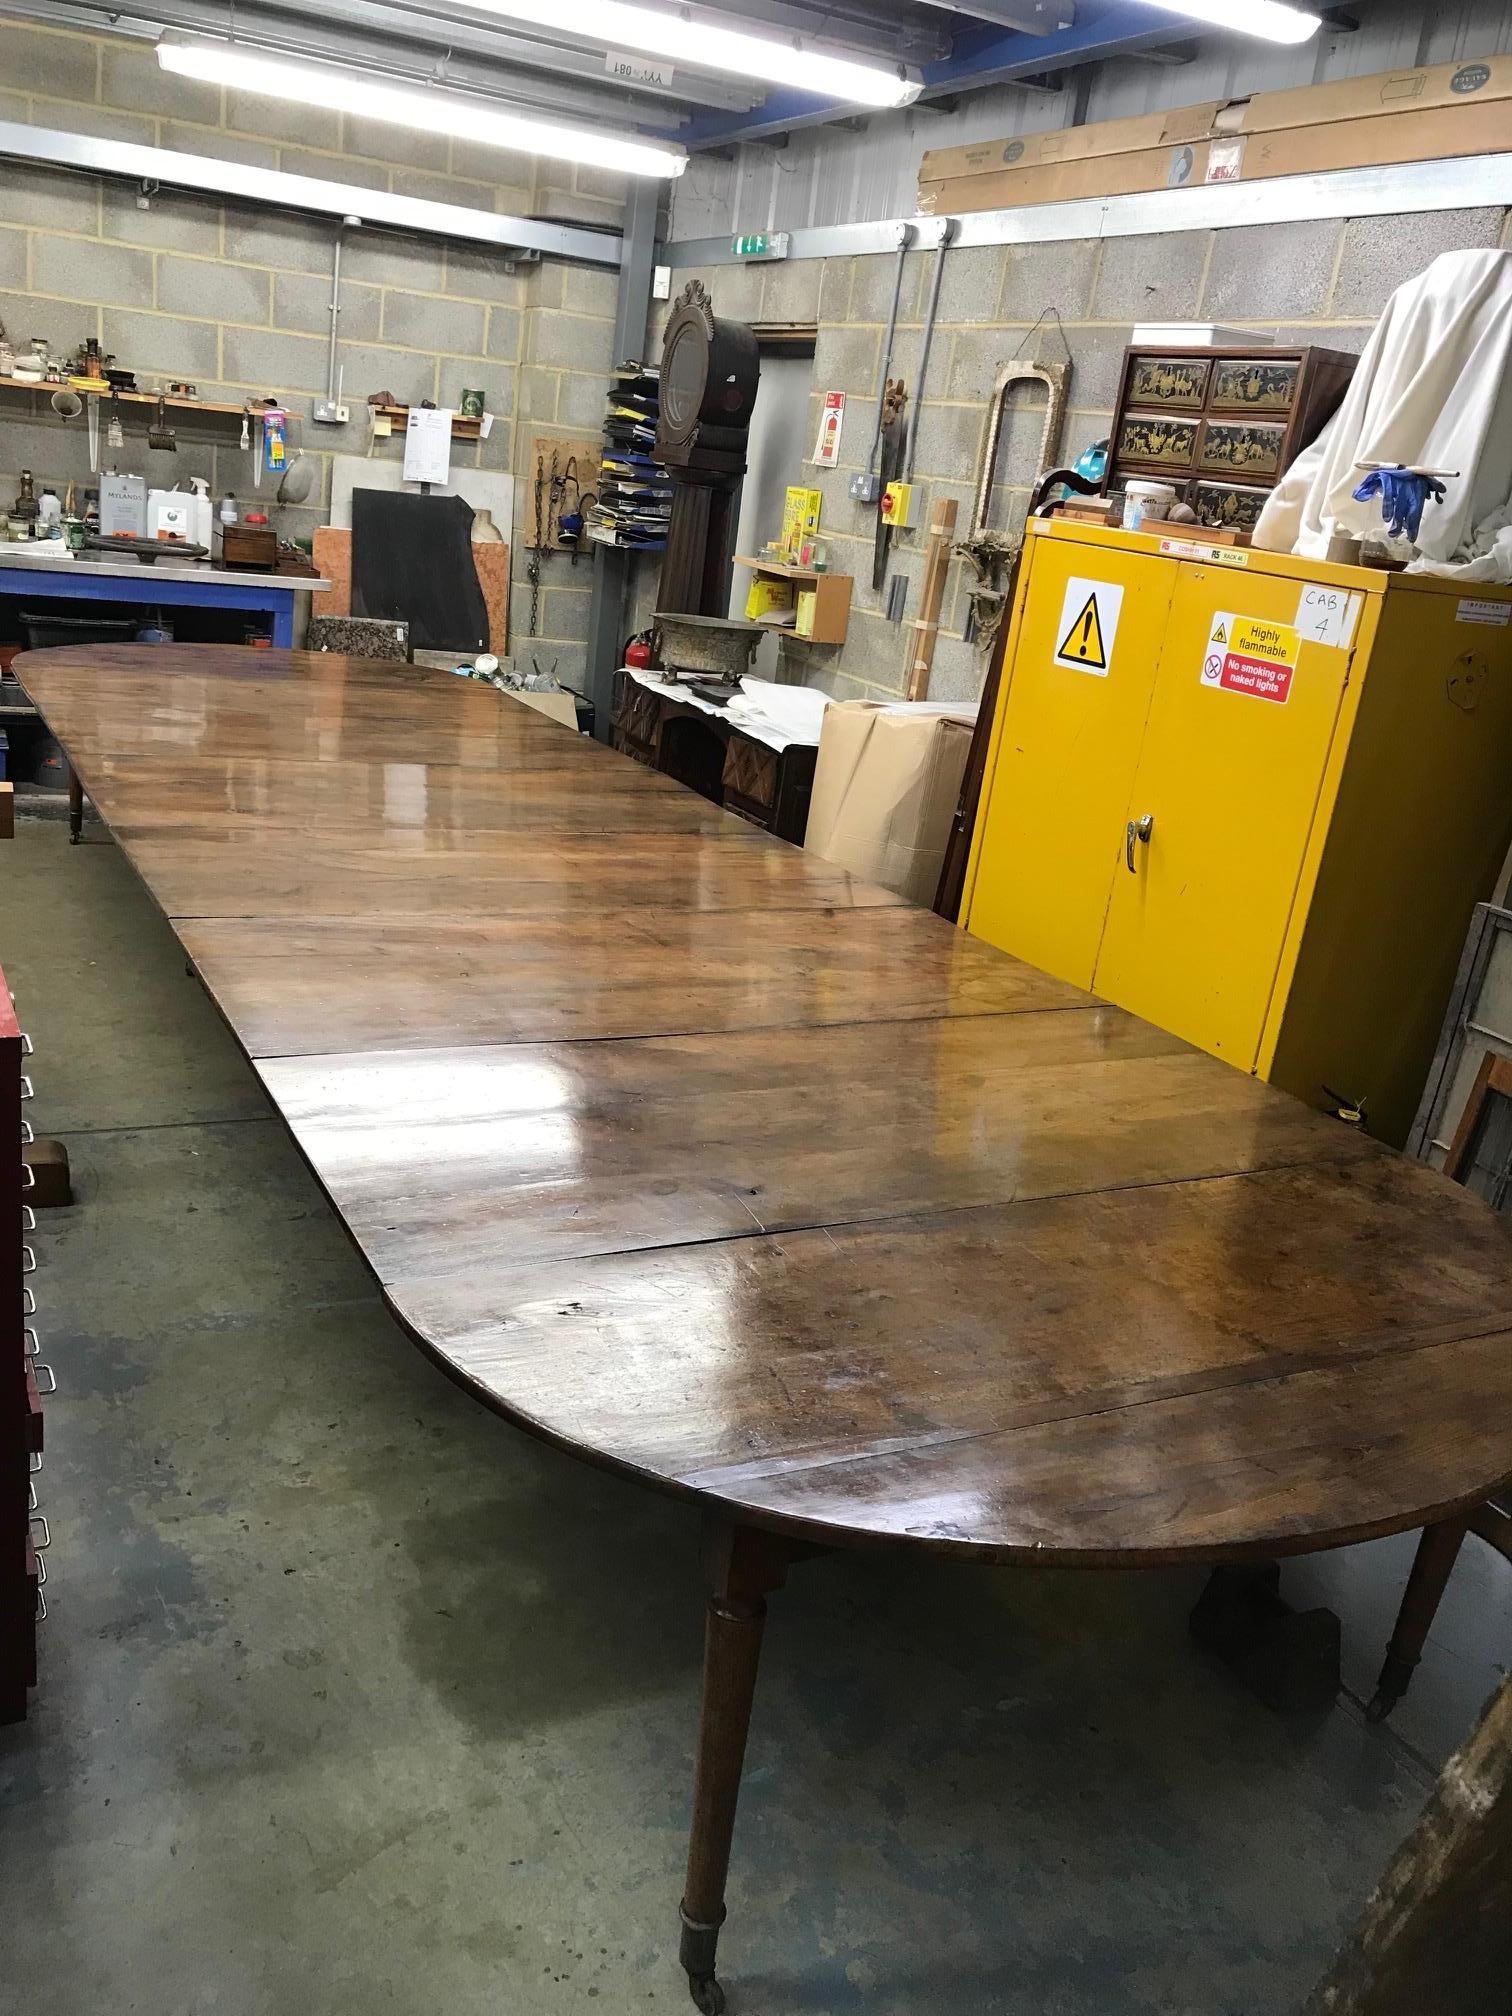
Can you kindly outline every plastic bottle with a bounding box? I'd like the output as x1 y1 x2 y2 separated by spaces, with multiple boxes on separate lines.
187 476 213 554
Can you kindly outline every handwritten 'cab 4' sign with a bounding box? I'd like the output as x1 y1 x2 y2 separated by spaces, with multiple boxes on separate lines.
1200 611 1299 704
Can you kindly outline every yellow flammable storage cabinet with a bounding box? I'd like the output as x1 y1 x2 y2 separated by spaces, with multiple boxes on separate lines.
961 519 1512 1146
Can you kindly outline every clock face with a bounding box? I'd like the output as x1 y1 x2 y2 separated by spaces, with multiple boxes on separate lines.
662 319 709 436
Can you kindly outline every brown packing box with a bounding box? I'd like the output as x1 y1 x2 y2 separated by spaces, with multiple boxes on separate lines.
1219 52 1512 136
1234 98 1512 180
918 139 1216 214
804 701 977 908
920 101 1222 182
919 96 1512 216
918 53 1512 214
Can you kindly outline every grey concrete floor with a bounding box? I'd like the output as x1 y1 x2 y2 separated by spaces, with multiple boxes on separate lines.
0 811 1462 2015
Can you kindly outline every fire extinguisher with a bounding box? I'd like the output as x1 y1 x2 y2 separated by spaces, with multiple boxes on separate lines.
624 629 656 672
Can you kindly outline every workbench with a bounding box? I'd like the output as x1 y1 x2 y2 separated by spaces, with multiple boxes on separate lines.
15 643 1512 2014
0 546 327 650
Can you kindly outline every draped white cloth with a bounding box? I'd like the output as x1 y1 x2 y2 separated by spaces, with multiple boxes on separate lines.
1253 248 1512 582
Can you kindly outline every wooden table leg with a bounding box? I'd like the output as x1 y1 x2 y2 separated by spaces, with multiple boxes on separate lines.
679 1519 794 2015
1368 1512 1473 1723
66 764 83 845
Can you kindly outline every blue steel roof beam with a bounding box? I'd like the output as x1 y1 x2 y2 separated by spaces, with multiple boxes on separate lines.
673 3 1197 149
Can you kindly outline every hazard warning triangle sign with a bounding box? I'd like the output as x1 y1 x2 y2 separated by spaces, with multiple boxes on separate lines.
1052 575 1124 678
1057 592 1107 669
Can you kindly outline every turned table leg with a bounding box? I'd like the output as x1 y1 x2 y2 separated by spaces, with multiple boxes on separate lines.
1368 1512 1473 1723
679 1520 794 2015
66 765 83 845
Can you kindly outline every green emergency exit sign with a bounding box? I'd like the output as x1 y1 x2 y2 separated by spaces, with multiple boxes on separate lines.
731 232 790 261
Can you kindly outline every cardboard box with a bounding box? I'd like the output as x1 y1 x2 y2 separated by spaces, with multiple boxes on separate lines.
1219 53 1512 137
804 701 977 907
921 101 1222 182
919 139 1216 214
918 95 1512 216
1234 98 1512 181
781 486 822 561
918 54 1512 216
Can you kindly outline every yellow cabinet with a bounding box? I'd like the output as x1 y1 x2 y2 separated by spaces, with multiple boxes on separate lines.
962 521 1512 1145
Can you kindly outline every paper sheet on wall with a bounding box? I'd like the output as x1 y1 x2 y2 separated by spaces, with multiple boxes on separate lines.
403 407 453 485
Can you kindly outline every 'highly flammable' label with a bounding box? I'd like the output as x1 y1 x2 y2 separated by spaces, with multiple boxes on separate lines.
1200 612 1299 704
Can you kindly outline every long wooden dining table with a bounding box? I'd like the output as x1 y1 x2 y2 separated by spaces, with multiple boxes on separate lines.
17 643 1512 2012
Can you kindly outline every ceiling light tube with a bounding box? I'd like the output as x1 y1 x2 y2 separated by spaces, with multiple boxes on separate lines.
157 39 688 178
456 0 922 108
1132 0 1321 42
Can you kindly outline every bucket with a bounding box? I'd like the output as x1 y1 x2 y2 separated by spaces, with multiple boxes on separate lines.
1122 480 1178 532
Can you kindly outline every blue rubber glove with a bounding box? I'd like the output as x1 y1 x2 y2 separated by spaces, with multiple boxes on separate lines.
1353 467 1447 544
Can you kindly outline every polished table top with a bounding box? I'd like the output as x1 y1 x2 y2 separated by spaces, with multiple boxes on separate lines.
19 643 1512 1565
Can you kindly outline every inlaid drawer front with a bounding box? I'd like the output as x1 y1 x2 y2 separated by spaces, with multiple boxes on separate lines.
1197 418 1287 478
1127 355 1211 409
623 686 662 749
1210 356 1301 412
1194 481 1270 532
723 736 778 811
1116 412 1199 470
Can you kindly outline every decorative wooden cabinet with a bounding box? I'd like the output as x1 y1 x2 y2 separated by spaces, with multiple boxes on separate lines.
2 964 43 1723
1108 345 1357 534
611 668 818 844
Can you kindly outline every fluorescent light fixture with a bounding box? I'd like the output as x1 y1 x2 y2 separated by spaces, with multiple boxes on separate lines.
1134 0 1321 42
458 0 922 108
157 39 688 178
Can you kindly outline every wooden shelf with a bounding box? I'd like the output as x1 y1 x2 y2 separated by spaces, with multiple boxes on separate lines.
734 555 852 646
372 403 484 440
735 553 835 580
0 375 246 417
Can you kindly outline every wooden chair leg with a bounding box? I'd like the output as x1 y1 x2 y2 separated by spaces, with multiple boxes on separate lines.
1368 1513 1473 1723
66 764 83 844
679 1520 793 2015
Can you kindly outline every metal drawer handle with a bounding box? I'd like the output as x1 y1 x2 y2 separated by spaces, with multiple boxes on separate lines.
29 1452 42 1475
22 1285 35 1316
34 1363 56 1395
24 1325 38 1358
28 1480 37 1512
22 1244 36 1274
1125 812 1154 873
35 1551 46 1585
30 1512 49 1550
21 1204 35 1233
19 1074 33 1101
21 1160 34 1190
21 1031 33 1055
20 1118 34 1145
35 1589 46 1622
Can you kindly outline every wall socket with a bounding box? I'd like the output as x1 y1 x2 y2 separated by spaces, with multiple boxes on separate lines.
848 471 881 504
312 399 349 425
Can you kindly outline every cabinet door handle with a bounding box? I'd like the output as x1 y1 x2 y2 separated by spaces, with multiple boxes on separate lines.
1125 813 1154 873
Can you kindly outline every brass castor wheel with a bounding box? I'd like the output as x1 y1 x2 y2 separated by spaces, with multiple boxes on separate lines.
680 1904 726 2015
1366 1650 1414 1724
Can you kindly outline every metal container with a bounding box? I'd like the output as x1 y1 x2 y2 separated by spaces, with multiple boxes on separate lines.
654 610 764 683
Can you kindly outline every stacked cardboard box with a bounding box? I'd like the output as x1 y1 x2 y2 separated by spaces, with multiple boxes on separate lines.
917 56 1511 216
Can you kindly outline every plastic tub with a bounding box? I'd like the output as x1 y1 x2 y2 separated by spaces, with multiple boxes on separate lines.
1122 481 1178 532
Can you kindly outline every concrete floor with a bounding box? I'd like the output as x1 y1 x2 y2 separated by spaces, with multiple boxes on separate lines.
0 811 1476 2015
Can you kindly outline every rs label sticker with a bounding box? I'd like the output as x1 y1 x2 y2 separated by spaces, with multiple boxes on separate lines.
1201 612 1299 704
1053 576 1124 677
